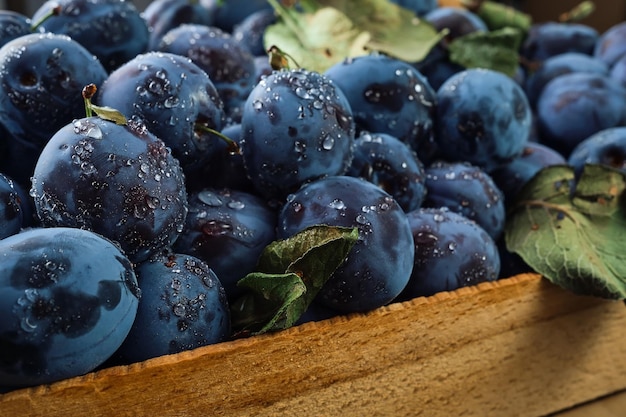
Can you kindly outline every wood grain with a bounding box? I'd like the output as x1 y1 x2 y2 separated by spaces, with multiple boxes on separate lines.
0 273 625 417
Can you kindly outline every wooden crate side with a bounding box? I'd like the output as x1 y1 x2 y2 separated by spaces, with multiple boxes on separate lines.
1 274 625 417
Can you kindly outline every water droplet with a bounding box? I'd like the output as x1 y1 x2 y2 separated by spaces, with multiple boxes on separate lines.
355 214 368 224
20 317 37 333
173 303 186 317
321 136 334 151
198 191 223 207
433 213 444 222
202 220 232 236
227 200 245 210
329 198 345 210
448 242 457 251
253 100 264 111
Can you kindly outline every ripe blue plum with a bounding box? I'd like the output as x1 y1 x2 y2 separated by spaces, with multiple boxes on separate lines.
521 22 599 63
413 43 465 91
346 131 427 213
536 72 626 157
0 173 23 239
390 0 437 16
435 68 532 172
32 0 149 72
423 6 488 41
0 33 108 150
142 0 215 51
524 52 609 109
0 227 140 389
399 207 500 299
201 0 273 33
30 117 188 263
232 9 276 57
241 68 355 201
568 127 626 179
490 142 566 206
594 21 626 68
173 188 277 301
423 162 505 240
609 54 626 87
112 251 230 364
0 11 31 48
97 51 225 176
324 54 437 163
278 175 414 313
156 24 256 123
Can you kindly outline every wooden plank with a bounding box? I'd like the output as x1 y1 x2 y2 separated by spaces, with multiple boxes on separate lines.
0 273 625 417
551 390 626 417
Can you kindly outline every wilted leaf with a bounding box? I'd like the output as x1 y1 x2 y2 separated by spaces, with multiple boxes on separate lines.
90 104 127 125
231 225 359 335
505 164 626 299
448 27 524 76
462 0 532 33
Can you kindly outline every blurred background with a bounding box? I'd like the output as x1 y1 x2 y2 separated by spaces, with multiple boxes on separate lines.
0 0 625 33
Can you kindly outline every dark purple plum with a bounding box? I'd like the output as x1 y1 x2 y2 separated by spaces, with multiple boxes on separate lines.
568 127 626 179
278 175 414 313
390 0 437 16
413 43 465 91
489 142 566 206
423 162 505 240
521 22 599 63
594 21 626 68
0 173 23 239
536 72 626 157
142 0 215 51
524 52 609 109
324 54 437 164
0 11 32 48
399 207 500 299
156 24 256 123
0 33 108 151
435 68 532 172
423 6 488 41
609 54 626 87
173 188 277 301
232 9 276 57
0 227 140 389
32 0 149 72
30 117 188 263
112 251 229 364
346 131 427 213
240 68 355 201
97 51 225 176
200 0 272 33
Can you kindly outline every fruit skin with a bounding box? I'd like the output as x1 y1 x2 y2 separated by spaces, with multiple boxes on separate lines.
594 21 626 68
30 117 188 264
112 251 230 364
524 52 609 110
97 51 225 176
390 0 437 16
278 176 414 313
423 6 488 41
0 32 108 150
142 0 215 51
435 68 532 172
490 142 566 207
200 0 273 33
0 227 140 389
232 9 276 57
324 54 437 164
241 68 355 201
0 10 31 48
423 162 505 240
521 22 599 63
346 131 427 213
567 127 626 179
32 0 149 72
0 172 23 239
399 207 500 300
156 23 256 122
536 72 626 157
173 188 277 301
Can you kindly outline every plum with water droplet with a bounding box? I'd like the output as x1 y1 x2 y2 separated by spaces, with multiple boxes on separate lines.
324 54 437 163
0 172 25 239
399 207 500 300
173 187 277 301
278 175 414 313
32 0 149 72
0 10 31 48
156 24 256 123
97 51 225 176
112 251 229 364
346 131 427 212
423 162 505 240
240 68 355 201
30 116 188 263
0 226 140 389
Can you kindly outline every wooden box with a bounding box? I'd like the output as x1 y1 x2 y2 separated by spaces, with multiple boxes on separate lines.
0 273 625 416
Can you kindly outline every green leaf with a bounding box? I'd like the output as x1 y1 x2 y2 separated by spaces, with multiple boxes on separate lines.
263 0 443 73
230 225 359 335
505 164 626 299
448 27 524 77
462 0 532 33
89 104 127 125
